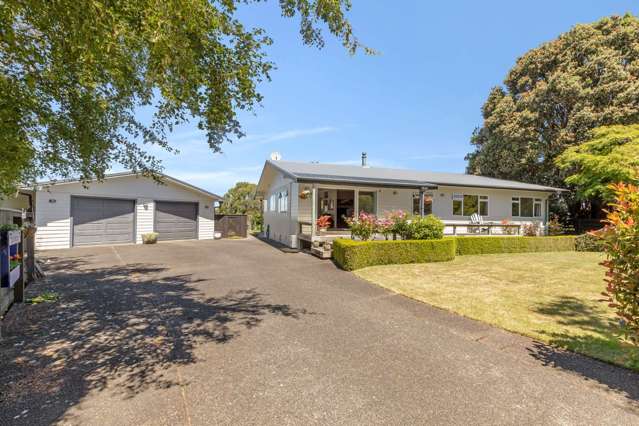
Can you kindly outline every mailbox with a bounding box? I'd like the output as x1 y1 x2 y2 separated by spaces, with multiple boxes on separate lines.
1 230 22 288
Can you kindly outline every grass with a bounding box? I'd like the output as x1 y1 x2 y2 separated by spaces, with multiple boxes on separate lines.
354 251 639 371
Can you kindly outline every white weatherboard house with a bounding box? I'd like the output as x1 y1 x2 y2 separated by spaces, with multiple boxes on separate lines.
1 172 222 250
256 155 565 248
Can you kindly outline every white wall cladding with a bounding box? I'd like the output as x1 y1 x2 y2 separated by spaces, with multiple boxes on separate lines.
34 175 217 249
198 202 215 240
35 192 72 250
262 173 295 245
135 198 155 244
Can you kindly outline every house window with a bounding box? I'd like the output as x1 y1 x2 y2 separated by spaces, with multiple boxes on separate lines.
269 194 276 212
412 192 433 215
278 190 288 213
358 191 376 215
452 193 488 216
512 197 543 217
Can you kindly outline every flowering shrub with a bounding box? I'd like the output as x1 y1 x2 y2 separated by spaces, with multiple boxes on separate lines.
500 219 517 235
346 212 378 241
316 215 333 229
599 182 639 348
387 210 410 239
522 221 541 236
375 217 394 240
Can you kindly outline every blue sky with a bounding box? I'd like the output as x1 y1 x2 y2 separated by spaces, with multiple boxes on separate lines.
140 0 638 196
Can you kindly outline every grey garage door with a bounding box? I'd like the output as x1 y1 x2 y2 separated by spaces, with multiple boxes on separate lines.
155 201 198 241
72 197 135 246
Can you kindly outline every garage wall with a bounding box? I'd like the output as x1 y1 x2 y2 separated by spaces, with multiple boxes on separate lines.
35 175 216 249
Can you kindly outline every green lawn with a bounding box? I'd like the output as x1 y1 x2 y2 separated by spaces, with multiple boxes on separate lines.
354 251 639 371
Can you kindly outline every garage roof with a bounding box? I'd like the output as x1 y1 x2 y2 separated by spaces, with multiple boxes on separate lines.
33 171 223 201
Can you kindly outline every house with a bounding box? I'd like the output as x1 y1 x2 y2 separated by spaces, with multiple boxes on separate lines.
255 154 565 248
0 172 222 250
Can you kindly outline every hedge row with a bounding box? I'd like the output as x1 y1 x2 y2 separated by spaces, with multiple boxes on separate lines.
454 236 577 255
332 238 456 271
333 235 577 270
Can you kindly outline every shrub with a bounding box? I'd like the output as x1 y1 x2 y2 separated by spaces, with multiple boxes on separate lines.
547 214 565 236
333 238 456 271
599 182 639 348
406 215 445 240
500 219 517 235
375 217 394 240
387 210 410 239
346 212 377 241
142 232 159 244
575 233 605 252
455 236 576 255
522 221 541 236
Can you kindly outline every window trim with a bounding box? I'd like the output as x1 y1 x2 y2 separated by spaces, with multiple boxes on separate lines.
512 196 543 218
452 193 489 217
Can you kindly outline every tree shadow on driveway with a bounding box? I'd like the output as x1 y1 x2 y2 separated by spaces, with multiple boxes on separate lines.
526 296 639 404
0 254 312 425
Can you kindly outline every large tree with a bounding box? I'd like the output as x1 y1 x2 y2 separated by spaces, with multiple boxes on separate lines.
219 181 262 230
0 0 366 196
556 124 639 201
466 14 639 211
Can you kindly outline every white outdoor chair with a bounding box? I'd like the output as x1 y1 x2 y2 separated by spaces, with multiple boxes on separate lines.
469 213 487 234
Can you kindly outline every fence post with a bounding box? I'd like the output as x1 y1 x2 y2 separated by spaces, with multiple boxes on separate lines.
13 232 25 303
25 232 35 284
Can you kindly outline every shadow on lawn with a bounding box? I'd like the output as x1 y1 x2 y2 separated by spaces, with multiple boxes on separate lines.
0 255 312 425
527 296 639 403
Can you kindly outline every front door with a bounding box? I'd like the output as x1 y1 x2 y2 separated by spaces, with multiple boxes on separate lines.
336 190 355 228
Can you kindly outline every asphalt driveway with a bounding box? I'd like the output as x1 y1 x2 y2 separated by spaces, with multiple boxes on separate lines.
1 238 638 425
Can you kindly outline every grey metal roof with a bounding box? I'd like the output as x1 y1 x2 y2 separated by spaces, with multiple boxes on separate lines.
265 160 565 192
31 171 223 201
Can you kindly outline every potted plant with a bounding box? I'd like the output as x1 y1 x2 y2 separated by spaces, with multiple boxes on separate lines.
316 215 333 232
299 189 311 199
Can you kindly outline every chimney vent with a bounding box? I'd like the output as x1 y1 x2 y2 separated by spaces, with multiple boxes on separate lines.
361 152 369 168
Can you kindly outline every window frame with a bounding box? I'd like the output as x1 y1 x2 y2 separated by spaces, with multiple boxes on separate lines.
512 196 543 218
358 190 377 215
452 193 489 217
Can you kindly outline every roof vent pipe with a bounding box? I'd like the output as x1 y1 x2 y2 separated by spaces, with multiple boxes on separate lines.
361 152 368 168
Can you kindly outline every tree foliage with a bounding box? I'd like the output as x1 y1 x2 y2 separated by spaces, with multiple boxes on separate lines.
0 0 365 196
466 14 639 191
557 125 639 201
218 181 260 216
599 182 639 351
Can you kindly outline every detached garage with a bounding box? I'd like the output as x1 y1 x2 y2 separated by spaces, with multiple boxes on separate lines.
32 172 222 250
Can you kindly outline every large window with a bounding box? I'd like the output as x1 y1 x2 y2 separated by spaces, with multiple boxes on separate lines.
512 197 542 217
358 191 376 215
412 192 433 215
453 193 488 216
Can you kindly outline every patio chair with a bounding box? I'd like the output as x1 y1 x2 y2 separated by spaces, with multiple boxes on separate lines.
469 213 488 234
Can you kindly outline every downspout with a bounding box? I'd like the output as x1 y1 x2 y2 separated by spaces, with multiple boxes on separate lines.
419 187 425 217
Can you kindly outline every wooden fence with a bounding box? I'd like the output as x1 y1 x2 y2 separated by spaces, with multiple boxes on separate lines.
214 214 248 238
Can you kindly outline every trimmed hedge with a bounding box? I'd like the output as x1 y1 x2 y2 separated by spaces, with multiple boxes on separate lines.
455 236 576 255
333 238 456 271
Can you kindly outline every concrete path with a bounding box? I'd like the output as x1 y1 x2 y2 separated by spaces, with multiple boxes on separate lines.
1 238 638 425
